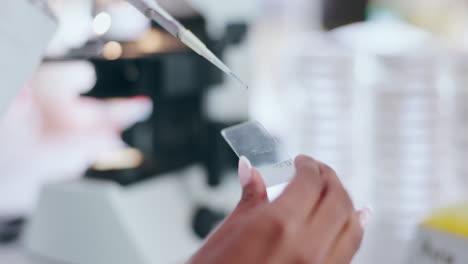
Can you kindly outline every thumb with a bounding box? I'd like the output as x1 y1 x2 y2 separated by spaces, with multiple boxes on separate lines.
237 156 268 210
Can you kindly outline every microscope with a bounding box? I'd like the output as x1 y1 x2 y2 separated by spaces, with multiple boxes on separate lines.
19 0 259 263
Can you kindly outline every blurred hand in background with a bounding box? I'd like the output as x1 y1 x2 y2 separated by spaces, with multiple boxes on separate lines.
0 61 152 216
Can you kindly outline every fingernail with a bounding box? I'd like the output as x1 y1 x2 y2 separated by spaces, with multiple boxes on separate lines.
239 156 252 187
359 207 372 229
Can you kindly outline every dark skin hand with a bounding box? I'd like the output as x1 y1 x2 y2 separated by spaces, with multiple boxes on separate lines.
189 155 368 264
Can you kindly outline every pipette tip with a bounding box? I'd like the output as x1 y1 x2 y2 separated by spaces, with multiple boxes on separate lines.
229 72 249 90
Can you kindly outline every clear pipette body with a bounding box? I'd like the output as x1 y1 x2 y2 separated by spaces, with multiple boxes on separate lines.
127 0 248 89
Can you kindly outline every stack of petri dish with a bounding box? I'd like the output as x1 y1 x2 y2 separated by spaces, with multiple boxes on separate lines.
281 34 356 187
365 53 450 264
451 55 468 192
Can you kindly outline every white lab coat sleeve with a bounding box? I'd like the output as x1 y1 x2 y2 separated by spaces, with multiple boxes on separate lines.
0 0 56 117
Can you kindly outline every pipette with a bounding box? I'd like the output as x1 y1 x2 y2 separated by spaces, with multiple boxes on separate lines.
127 0 248 89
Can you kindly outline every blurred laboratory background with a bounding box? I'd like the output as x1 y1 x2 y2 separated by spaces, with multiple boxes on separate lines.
1 0 468 263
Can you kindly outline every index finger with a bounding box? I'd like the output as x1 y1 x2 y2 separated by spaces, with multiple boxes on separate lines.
271 155 328 222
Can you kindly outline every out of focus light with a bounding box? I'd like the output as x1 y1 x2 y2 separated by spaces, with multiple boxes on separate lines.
136 29 165 54
102 41 123 60
93 12 112 35
93 148 144 171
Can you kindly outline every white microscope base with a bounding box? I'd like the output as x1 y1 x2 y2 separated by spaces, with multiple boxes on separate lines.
23 167 204 264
